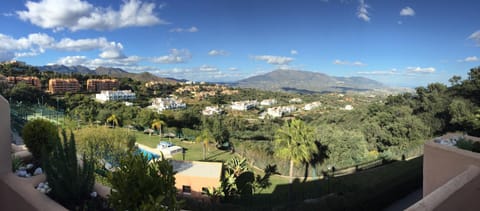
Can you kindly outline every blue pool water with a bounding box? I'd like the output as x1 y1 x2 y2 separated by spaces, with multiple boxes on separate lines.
137 148 160 160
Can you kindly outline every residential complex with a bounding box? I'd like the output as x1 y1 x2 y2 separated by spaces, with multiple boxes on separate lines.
86 79 119 92
266 105 296 118
48 78 80 94
304 101 322 111
6 76 41 89
231 100 258 111
260 99 277 106
149 97 186 112
289 98 303 104
202 106 223 116
95 90 136 102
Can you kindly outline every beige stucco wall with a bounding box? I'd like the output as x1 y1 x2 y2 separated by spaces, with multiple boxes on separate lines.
423 137 480 196
175 174 221 197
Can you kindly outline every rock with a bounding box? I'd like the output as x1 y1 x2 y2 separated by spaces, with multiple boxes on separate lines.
37 182 44 188
39 188 46 193
90 191 97 198
26 163 34 169
18 166 26 171
16 170 27 177
33 167 43 175
25 173 31 178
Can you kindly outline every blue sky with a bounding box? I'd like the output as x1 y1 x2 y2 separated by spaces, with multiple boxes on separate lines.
0 0 479 87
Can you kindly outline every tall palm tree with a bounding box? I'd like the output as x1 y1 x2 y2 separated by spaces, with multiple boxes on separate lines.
151 119 167 139
195 129 214 160
106 114 119 128
274 119 318 183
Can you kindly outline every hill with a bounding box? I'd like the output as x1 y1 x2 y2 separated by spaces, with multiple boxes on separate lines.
39 65 178 83
234 69 385 93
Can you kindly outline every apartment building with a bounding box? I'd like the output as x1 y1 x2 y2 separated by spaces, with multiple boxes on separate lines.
48 78 80 94
95 90 136 102
6 76 41 89
231 100 258 111
149 97 186 112
86 79 119 92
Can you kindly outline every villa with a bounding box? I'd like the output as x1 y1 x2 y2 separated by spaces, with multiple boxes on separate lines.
260 99 277 106
231 100 258 111
149 97 186 112
202 106 223 116
304 101 322 111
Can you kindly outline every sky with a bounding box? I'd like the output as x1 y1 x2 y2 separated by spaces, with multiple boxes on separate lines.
0 0 479 87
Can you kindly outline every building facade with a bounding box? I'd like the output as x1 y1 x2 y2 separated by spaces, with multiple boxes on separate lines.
48 78 80 94
95 90 136 102
86 79 119 92
149 97 186 112
6 76 41 89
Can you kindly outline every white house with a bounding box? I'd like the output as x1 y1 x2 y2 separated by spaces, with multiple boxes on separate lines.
344 105 354 110
304 101 322 111
202 106 223 116
266 105 296 118
150 97 186 112
260 99 277 106
289 98 303 104
95 90 136 102
231 100 258 111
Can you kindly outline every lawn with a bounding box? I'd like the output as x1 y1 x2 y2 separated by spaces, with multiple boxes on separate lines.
135 132 235 162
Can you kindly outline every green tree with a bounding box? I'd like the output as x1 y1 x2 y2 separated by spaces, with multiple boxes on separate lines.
151 119 167 138
108 153 179 210
22 118 59 161
195 129 214 160
43 129 95 210
106 114 119 128
274 119 318 183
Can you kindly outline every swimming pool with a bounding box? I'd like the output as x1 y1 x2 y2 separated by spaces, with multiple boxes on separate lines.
137 148 160 160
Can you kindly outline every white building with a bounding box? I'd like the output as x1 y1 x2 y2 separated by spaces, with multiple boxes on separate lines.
266 105 296 118
231 100 258 111
260 99 277 106
150 97 186 112
304 101 322 111
202 106 223 116
95 90 136 102
344 105 354 110
289 98 303 104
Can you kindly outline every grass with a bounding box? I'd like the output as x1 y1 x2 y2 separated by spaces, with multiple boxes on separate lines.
135 132 235 162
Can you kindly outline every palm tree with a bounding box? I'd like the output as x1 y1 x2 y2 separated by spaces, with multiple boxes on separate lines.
106 114 119 128
151 119 166 140
195 129 214 160
274 119 318 183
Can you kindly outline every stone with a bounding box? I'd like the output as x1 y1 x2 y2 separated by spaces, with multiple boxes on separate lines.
33 167 43 176
26 163 34 169
16 170 27 177
90 191 97 198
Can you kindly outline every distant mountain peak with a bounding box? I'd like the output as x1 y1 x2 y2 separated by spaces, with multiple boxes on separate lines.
235 69 385 93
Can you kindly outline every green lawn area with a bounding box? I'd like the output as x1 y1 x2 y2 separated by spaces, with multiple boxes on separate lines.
135 132 235 162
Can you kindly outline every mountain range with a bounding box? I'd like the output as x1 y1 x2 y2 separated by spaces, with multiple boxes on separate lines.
38 65 178 83
233 69 386 93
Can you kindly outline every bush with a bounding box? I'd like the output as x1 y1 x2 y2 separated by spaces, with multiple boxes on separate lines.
108 153 180 210
43 129 95 210
22 118 58 162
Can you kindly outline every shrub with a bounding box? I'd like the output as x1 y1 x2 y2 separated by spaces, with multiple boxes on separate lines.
108 153 180 210
43 129 95 210
22 118 58 162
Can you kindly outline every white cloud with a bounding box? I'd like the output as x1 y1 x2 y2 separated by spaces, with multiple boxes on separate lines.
333 59 367 66
228 67 238 71
0 50 15 61
56 56 88 66
17 0 166 31
208 49 228 56
406 66 435 73
468 30 480 46
199 65 219 72
290 49 298 55
400 7 415 16
253 55 294 65
169 26 198 33
152 49 191 64
357 0 370 22
357 69 398 75
457 56 479 62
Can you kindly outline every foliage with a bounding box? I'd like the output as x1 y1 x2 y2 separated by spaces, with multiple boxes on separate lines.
221 157 255 200
108 153 179 211
195 129 214 160
42 129 95 210
455 138 480 153
203 115 230 147
274 119 319 182
75 127 136 168
254 164 279 193
11 156 23 172
22 118 59 161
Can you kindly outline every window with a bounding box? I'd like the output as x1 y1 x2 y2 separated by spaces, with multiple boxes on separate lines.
202 187 208 195
182 185 191 194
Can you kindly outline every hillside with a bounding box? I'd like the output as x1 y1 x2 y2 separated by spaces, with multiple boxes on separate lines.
39 65 178 83
234 69 385 93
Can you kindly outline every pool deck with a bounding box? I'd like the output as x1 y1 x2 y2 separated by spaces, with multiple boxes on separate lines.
136 143 172 159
